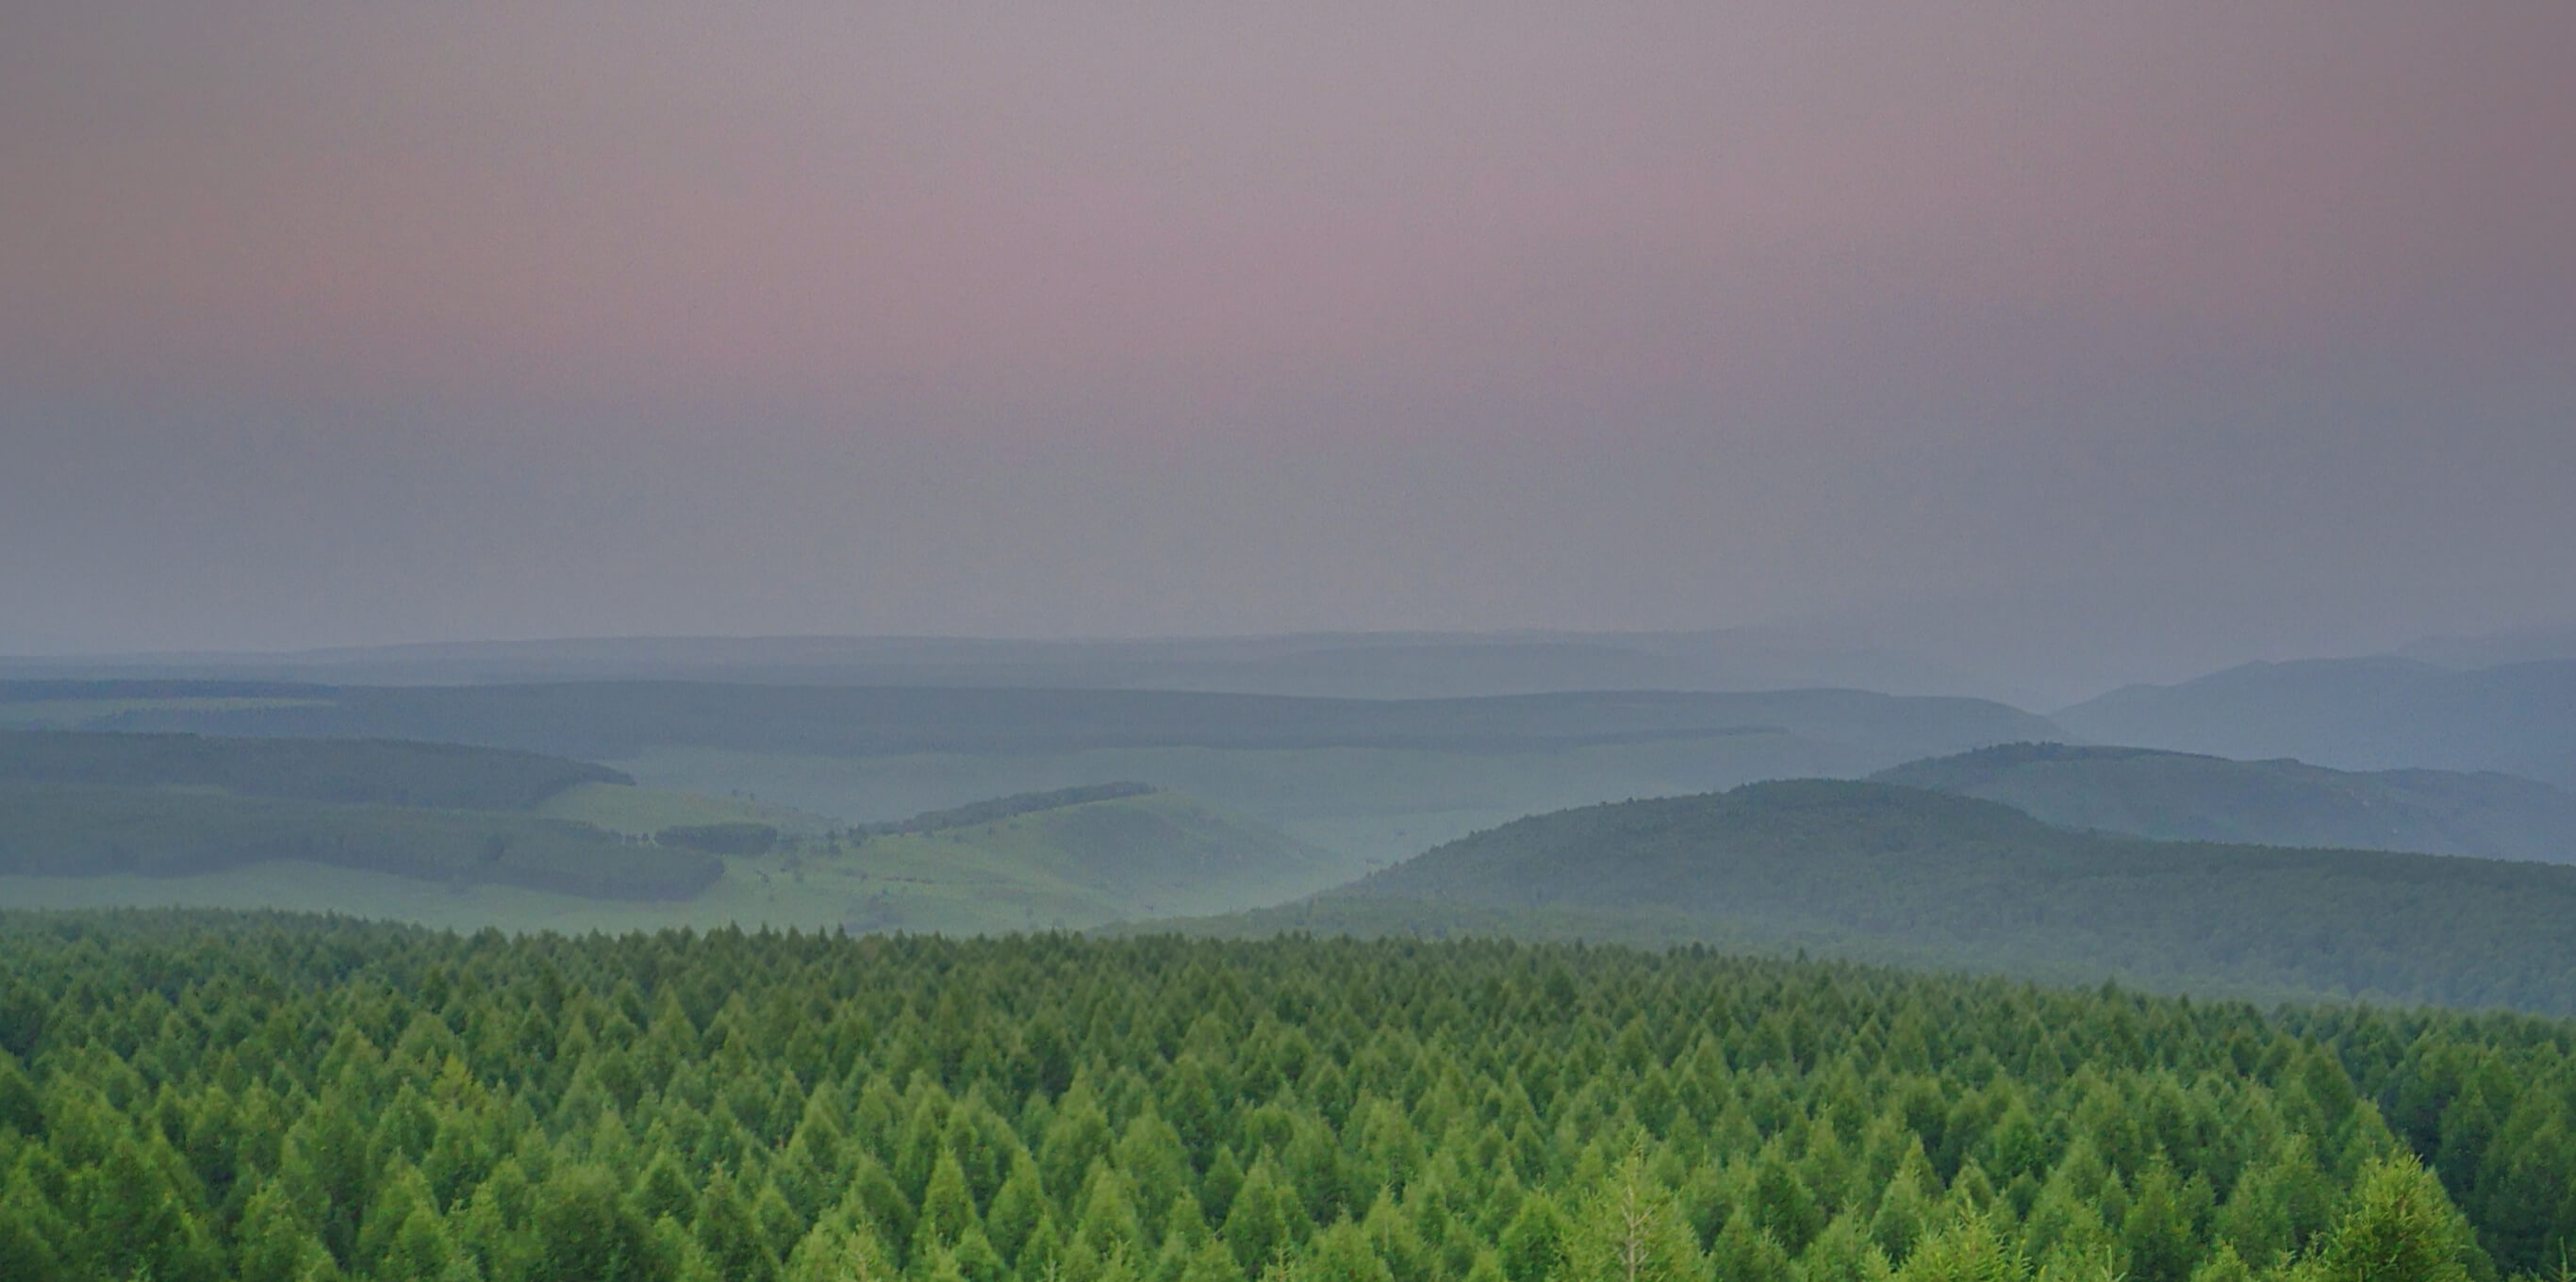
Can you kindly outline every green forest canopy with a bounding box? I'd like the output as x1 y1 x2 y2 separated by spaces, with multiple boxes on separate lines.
0 912 2570 1282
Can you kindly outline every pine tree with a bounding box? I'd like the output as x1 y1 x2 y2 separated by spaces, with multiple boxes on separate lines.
698 1167 784 1282
2291 1155 2485 1282
1226 1157 1313 1277
529 1162 671 1282
989 1152 1053 1263
1308 1217 1395 1282
1497 1190 1569 1282
1707 1207 1794 1282
1888 1213 2026 1282
1565 1150 1703 1282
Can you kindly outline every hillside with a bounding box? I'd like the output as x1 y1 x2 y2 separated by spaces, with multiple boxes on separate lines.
1174 780 2576 1012
0 727 628 809
830 787 1356 933
0 782 1343 934
0 781 718 898
2056 657 2576 786
1874 742 2576 863
0 729 826 902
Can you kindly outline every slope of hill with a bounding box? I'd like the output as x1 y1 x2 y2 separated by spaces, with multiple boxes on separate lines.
833 787 1357 933
2056 658 2576 786
1170 779 2576 1012
0 781 718 898
0 782 1343 934
0 729 834 902
0 727 628 809
1874 742 2576 863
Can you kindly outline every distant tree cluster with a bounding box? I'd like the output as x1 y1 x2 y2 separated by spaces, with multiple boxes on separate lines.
654 823 783 856
0 912 2568 1282
868 784 1161 837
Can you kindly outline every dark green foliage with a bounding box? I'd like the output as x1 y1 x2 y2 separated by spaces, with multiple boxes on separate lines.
653 822 782 855
0 782 719 898
0 729 628 809
0 909 2571 1282
1208 780 2576 1012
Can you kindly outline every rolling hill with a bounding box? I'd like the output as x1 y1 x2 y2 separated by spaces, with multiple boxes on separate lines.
21 678 2062 866
2056 657 2576 786
1874 741 2576 863
0 727 628 808
0 781 720 898
1164 779 2576 1013
0 729 810 901
827 785 1357 934
0 758 1346 933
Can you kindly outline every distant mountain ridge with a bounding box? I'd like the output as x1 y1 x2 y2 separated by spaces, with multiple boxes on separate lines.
0 631 2009 700
1162 779 2576 1012
70 679 2059 767
2057 658 2576 786
1874 742 2576 863
0 728 629 810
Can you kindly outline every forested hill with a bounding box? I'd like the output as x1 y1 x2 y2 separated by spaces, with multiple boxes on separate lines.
1874 742 2576 863
1 913 2570 1281
1185 781 2576 1013
0 729 630 810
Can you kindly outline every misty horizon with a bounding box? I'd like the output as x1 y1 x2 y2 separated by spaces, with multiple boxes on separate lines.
7 4 2573 681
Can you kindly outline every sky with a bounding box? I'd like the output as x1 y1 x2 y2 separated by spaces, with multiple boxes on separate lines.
4 2 2572 687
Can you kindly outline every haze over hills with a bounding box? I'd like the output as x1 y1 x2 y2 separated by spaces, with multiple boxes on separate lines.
1163 779 2576 1013
1874 742 2576 863
2057 658 2576 787
0 730 726 899
11 677 2058 865
0 630 2013 701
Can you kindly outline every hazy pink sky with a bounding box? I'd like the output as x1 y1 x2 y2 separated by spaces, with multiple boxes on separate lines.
4 2 2572 682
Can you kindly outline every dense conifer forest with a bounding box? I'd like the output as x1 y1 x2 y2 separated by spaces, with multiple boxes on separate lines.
2 912 2571 1282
